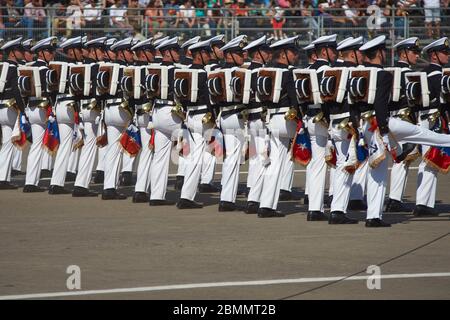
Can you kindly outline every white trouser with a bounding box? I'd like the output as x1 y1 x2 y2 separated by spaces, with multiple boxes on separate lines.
25 106 47 186
281 156 294 192
201 149 216 184
135 113 153 193
306 117 328 212
180 112 212 201
329 123 353 213
74 108 100 189
96 143 107 172
350 159 368 200
389 161 409 202
177 155 186 177
219 112 245 203
389 116 450 146
68 148 79 174
41 149 53 170
363 121 388 220
365 116 450 218
0 106 19 182
259 114 297 210
328 167 335 196
415 116 438 208
12 148 22 171
103 104 131 190
121 151 134 173
50 101 75 187
247 118 267 202
150 105 182 200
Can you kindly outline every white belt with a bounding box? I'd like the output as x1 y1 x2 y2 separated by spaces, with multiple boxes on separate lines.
270 107 290 114
154 99 175 106
419 109 438 116
248 107 263 114
330 112 350 121
56 93 73 99
187 105 208 111
220 104 243 112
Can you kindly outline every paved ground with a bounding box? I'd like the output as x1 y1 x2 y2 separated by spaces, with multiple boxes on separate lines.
0 160 449 300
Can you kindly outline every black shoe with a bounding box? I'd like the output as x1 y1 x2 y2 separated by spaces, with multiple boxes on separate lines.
245 201 259 214
11 170 23 176
0 181 19 190
120 172 133 186
218 201 242 212
198 183 220 193
102 188 127 200
307 211 328 221
396 143 416 162
303 195 309 205
257 207 285 218
93 170 104 184
174 176 184 191
72 186 98 197
23 185 46 193
385 198 409 212
413 205 438 217
66 172 77 182
48 185 71 195
347 199 367 211
149 199 176 206
328 211 358 224
132 192 148 203
278 189 292 201
177 198 203 209
40 169 52 178
365 218 391 228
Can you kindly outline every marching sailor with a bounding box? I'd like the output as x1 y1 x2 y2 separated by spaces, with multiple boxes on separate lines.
198 34 226 194
414 37 450 216
72 36 108 197
256 36 301 218
48 36 85 195
384 37 421 212
101 37 136 200
131 38 156 203
357 35 450 226
174 36 201 191
23 36 58 193
217 35 248 212
177 39 215 209
300 43 317 205
93 37 117 184
242 35 273 214
305 34 337 221
0 37 26 189
148 36 184 206
327 37 364 224
10 39 34 176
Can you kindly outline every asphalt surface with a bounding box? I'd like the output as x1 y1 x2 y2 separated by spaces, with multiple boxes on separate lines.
0 159 449 300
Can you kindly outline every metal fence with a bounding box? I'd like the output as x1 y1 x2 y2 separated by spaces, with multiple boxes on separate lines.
1 6 449 65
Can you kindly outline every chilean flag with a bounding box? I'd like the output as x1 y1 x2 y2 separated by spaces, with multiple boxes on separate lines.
43 107 60 154
208 128 224 160
120 123 142 157
11 112 32 149
292 120 312 166
424 146 450 174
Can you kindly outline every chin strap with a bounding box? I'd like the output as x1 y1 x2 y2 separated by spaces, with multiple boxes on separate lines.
258 49 266 65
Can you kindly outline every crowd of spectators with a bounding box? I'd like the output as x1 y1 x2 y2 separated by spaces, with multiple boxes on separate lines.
0 0 449 41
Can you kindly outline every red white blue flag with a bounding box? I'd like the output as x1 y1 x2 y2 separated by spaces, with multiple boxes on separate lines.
43 106 60 154
120 123 142 157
